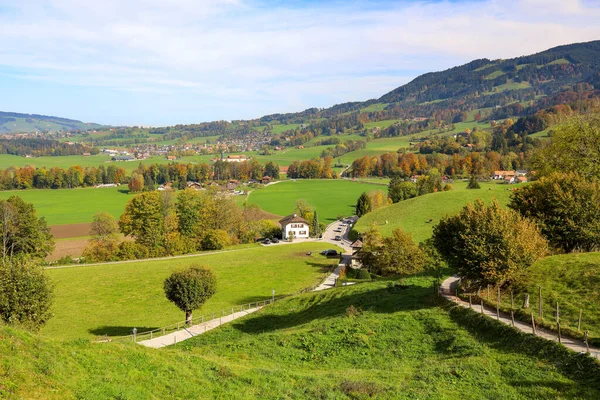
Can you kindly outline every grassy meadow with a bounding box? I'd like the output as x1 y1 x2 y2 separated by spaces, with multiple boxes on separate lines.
247 179 388 222
4 275 600 398
353 180 516 242
43 243 340 340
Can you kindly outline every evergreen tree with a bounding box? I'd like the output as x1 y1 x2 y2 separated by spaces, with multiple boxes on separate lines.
311 210 321 238
466 175 480 189
355 192 372 217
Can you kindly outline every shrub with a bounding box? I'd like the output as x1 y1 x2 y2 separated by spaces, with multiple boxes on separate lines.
201 229 231 251
357 269 371 280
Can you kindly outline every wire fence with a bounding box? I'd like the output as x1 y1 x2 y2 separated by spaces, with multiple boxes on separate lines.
95 270 334 344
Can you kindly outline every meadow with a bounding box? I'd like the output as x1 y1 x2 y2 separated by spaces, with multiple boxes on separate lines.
4 275 600 398
247 179 388 222
353 180 515 242
42 242 340 340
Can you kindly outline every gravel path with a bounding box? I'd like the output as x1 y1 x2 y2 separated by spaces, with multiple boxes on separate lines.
441 275 600 360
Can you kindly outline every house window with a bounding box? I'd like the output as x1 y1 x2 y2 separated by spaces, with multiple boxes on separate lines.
299 231 306 235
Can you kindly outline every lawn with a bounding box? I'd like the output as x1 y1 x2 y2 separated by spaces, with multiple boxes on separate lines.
360 102 388 112
353 180 515 242
42 242 340 340
0 187 131 226
247 179 388 221
4 274 600 398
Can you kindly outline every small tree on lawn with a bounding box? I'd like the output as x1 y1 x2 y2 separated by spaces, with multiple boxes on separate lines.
466 175 480 189
164 265 217 325
355 192 372 217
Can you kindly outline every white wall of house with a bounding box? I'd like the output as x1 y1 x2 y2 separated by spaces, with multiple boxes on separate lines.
283 223 309 239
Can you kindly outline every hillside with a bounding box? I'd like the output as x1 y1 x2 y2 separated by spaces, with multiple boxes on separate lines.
352 180 515 242
3 277 600 398
0 111 103 134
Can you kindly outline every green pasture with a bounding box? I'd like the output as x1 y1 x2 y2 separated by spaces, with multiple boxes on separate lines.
247 179 388 221
485 70 506 80
364 119 404 130
0 187 130 226
270 123 302 134
43 242 340 340
360 102 388 112
353 180 515 242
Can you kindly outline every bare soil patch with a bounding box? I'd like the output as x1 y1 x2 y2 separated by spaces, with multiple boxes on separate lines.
51 223 92 239
47 238 90 261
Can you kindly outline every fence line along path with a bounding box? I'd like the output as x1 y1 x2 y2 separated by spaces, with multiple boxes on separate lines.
139 306 263 348
440 275 600 360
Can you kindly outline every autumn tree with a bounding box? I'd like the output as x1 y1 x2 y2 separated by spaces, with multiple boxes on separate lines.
119 191 166 252
509 172 600 253
82 212 121 262
128 172 144 193
164 265 217 325
388 177 417 203
372 228 425 276
264 161 280 179
433 200 548 286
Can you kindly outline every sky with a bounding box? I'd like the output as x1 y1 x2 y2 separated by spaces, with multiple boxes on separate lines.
0 0 599 126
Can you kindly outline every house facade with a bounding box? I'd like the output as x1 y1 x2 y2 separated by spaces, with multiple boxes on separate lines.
279 214 310 240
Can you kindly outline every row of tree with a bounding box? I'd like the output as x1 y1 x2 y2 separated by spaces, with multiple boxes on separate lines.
287 157 337 179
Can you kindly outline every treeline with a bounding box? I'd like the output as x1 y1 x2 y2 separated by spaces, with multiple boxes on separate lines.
83 190 281 262
287 157 337 179
349 150 527 179
0 159 281 191
0 138 98 157
320 139 367 158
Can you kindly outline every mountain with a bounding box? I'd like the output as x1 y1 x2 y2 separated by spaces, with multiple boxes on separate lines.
0 111 103 134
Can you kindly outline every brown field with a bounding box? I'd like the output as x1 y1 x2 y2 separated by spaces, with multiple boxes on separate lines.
50 223 92 239
47 238 89 261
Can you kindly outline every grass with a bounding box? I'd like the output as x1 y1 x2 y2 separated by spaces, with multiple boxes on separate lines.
360 103 388 113
364 119 403 130
42 242 340 340
353 180 515 242
3 274 600 397
485 70 507 80
485 252 600 346
247 179 388 221
271 123 302 134
0 187 131 225
483 80 531 95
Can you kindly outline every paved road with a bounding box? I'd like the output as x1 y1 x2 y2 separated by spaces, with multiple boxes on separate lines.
441 275 600 359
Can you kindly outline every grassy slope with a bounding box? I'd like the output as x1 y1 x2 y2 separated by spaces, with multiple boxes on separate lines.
4 276 600 398
0 187 131 225
247 180 388 222
43 243 340 340
353 181 515 242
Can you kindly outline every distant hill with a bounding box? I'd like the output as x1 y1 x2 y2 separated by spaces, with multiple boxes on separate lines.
0 111 103 134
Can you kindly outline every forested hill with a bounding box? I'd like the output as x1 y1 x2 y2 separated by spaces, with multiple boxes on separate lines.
0 111 103 134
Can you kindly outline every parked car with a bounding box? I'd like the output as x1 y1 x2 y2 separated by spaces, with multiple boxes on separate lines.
334 228 343 232
263 238 271 245
271 238 279 243
325 250 338 257
334 235 343 241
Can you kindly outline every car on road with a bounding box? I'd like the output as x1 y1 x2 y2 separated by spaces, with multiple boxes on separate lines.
263 238 271 245
340 223 347 227
334 235 343 241
271 238 279 243
333 228 342 233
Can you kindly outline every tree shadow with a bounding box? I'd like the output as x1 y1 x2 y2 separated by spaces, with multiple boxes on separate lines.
232 285 435 334
88 325 159 337
117 188 131 195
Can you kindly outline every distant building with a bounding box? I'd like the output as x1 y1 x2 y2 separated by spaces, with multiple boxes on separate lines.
350 240 363 268
225 155 247 162
279 214 309 240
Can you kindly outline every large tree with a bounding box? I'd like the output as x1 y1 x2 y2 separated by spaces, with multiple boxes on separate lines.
83 212 121 262
164 265 217 325
509 172 600 253
531 113 600 179
119 191 166 250
0 196 54 261
363 228 425 276
0 258 53 330
355 192 372 217
433 200 548 286
388 177 417 203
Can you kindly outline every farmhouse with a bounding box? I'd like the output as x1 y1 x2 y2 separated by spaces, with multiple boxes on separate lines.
226 155 247 162
279 214 310 240
493 170 515 180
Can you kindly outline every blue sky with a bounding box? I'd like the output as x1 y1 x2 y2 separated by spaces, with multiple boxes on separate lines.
0 0 599 126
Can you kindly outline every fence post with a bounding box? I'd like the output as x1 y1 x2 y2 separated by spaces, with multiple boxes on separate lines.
487 285 490 299
531 313 537 335
585 330 590 354
468 294 472 309
557 322 562 343
510 290 514 310
481 299 484 314
162 328 165 335
150 331 153 340
538 286 543 319
511 310 515 327
578 309 582 331
496 286 500 320
556 302 560 324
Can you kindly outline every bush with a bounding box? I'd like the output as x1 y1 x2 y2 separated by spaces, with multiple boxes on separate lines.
201 229 231 251
117 241 150 260
357 269 371 280
466 175 480 189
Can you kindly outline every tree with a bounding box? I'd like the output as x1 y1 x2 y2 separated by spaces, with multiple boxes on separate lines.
509 172 600 253
432 200 548 287
531 113 600 179
264 161 280 179
311 210 321 238
355 192 372 217
82 212 121 262
367 190 390 211
388 177 417 203
466 175 480 189
201 229 231 250
357 224 383 273
128 172 144 193
372 228 425 276
0 196 54 261
119 192 165 251
164 265 217 325
0 258 53 330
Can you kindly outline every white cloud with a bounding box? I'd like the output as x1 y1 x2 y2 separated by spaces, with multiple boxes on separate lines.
0 0 599 124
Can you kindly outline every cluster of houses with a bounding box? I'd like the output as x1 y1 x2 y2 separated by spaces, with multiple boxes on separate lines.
492 170 528 184
155 178 273 195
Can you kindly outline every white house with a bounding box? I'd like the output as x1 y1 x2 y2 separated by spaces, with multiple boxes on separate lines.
279 214 310 240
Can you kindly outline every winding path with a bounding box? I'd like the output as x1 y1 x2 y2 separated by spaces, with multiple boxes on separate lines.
441 275 600 359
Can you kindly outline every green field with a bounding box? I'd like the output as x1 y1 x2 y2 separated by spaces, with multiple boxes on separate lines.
485 70 507 80
271 123 302 134
5 275 600 398
0 187 130 226
247 180 388 221
353 180 515 242
490 252 600 346
360 102 388 112
43 243 340 340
